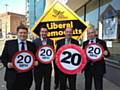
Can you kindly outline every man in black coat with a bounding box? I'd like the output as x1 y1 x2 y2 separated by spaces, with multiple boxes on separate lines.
56 27 79 90
1 24 36 90
33 25 54 90
83 26 110 90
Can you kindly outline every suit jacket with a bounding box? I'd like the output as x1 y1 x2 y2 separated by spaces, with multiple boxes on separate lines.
1 39 36 82
83 38 110 75
56 38 79 51
32 38 54 73
56 38 79 75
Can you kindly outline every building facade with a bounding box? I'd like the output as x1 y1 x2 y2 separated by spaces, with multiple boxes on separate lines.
26 0 120 65
0 12 26 39
69 0 120 62
67 0 120 87
26 0 45 29
26 0 68 29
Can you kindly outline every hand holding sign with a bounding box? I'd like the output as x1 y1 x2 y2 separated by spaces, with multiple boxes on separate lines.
85 43 104 62
7 63 14 68
12 51 35 72
56 44 86 74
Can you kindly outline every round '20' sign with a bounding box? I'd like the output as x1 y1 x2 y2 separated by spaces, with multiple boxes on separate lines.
36 45 55 64
85 43 104 62
12 51 35 72
56 44 86 74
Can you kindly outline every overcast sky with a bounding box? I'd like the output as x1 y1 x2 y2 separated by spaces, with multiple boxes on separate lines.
0 0 26 15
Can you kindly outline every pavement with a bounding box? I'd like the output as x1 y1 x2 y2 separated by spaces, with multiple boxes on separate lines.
0 67 120 90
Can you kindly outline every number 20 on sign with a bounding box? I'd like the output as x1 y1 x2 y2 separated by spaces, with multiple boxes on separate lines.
85 43 104 62
36 45 55 64
56 44 86 74
12 51 35 72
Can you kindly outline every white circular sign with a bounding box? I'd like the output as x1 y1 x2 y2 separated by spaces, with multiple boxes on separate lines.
56 44 86 74
85 43 104 62
36 45 55 64
12 51 35 72
60 48 81 70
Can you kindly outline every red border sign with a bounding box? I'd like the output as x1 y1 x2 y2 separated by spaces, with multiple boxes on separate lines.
85 43 104 62
36 45 55 64
56 44 86 74
12 50 35 72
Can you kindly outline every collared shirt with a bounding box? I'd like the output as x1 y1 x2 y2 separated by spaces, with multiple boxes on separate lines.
41 37 47 45
89 38 96 44
18 39 27 51
65 38 71 44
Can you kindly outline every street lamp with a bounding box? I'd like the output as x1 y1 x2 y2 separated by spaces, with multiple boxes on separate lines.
5 4 8 38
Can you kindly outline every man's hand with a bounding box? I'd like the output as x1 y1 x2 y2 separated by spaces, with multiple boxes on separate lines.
34 61 39 66
7 63 14 68
104 50 108 56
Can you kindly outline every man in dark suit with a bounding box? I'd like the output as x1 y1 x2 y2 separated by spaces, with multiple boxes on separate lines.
56 27 79 90
33 25 54 90
1 24 36 90
83 26 110 90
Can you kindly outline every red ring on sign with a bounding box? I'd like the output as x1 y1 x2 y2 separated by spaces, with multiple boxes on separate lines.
85 43 104 62
36 45 55 64
56 44 86 74
12 50 35 72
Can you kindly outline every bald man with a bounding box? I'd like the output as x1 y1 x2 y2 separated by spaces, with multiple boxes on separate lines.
83 27 110 90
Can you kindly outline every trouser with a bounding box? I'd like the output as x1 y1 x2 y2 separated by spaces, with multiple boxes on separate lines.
60 73 77 90
85 73 103 90
53 61 60 87
6 74 33 90
34 66 52 90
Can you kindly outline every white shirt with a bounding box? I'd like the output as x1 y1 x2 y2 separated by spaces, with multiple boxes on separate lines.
18 39 27 51
41 37 47 45
89 38 96 44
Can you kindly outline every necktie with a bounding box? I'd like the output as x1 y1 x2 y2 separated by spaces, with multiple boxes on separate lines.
91 40 93 43
68 39 71 44
21 42 25 50
66 39 70 44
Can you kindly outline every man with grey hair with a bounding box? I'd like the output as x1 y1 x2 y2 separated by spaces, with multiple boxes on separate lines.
83 26 110 90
